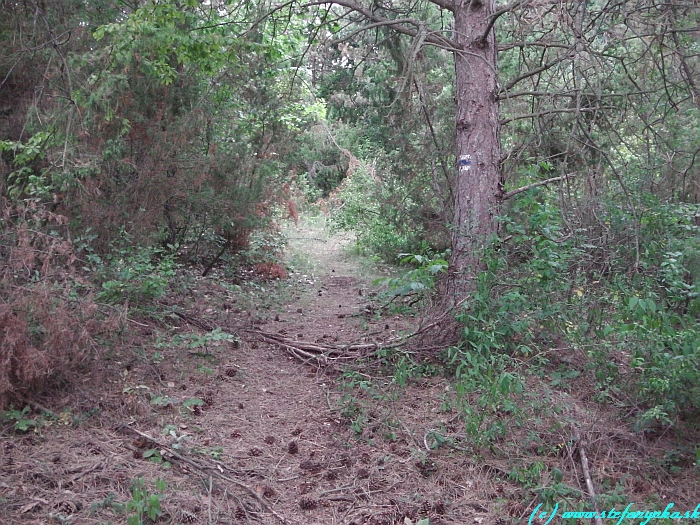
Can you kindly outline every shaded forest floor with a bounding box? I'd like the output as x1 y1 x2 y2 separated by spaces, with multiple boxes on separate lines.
1 216 699 525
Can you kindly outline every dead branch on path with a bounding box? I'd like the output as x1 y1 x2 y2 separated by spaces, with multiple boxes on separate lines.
249 314 455 364
119 426 289 525
573 428 604 525
251 329 385 362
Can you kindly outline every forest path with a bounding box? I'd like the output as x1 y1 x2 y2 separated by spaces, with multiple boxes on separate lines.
272 216 401 344
207 216 443 524
186 216 485 525
4 219 697 525
0 216 487 525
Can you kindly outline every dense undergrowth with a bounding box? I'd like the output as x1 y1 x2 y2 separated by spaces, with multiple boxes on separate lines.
333 189 700 515
478 190 700 427
0 194 292 408
345 185 700 429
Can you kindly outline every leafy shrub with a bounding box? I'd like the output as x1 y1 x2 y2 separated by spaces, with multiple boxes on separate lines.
92 239 178 305
619 293 700 425
0 132 53 200
374 251 449 306
236 229 288 266
454 189 700 429
329 164 448 261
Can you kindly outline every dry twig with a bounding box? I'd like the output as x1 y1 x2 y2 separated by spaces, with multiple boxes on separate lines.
120 426 289 525
573 428 604 525
250 329 399 362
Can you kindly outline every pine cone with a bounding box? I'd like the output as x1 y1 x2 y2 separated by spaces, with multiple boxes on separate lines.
202 390 215 406
299 498 317 510
180 510 198 523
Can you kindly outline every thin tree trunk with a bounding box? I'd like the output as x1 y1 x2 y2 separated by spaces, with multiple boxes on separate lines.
448 0 503 299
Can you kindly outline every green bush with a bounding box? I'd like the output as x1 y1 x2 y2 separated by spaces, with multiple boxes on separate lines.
620 293 700 425
453 188 700 431
374 250 449 306
94 241 178 305
329 163 447 261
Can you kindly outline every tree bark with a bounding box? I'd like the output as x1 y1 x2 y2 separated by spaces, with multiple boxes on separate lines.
448 0 503 299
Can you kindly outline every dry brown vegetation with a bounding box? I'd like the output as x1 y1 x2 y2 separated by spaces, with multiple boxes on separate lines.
0 200 118 409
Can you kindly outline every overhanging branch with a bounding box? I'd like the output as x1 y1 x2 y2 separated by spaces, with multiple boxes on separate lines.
298 0 459 49
478 0 532 44
330 18 421 45
500 45 576 93
500 107 613 125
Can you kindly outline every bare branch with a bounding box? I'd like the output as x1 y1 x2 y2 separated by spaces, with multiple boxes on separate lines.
573 428 605 525
499 46 576 93
478 0 532 44
503 173 575 200
497 89 655 100
498 41 571 51
500 106 614 125
329 18 421 45
303 0 458 49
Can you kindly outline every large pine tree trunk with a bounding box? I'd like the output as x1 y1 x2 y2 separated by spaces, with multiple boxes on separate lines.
448 0 503 299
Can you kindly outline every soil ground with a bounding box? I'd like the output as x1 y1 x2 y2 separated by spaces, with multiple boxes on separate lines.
1 216 699 525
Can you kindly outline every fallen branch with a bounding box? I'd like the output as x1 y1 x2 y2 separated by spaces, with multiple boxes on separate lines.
252 329 386 362
250 302 464 364
120 426 289 525
173 311 215 331
573 428 604 525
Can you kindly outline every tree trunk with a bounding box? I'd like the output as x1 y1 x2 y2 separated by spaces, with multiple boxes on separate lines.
448 0 502 299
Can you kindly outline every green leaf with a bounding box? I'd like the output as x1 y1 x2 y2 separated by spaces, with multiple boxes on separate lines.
628 296 639 310
150 396 176 406
551 467 563 482
431 263 447 274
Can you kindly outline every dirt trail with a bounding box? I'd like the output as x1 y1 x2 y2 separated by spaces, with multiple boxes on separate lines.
0 217 487 525
268 219 406 342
